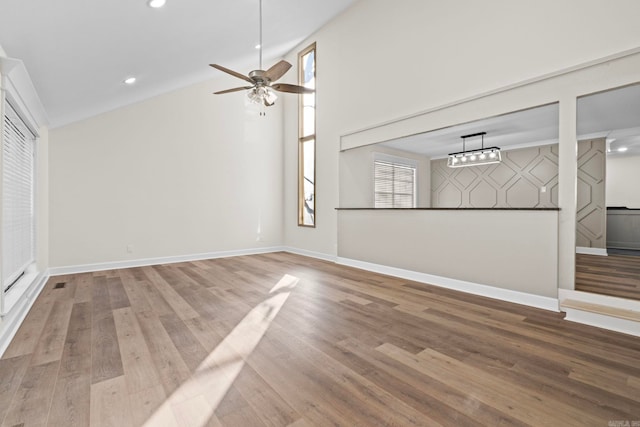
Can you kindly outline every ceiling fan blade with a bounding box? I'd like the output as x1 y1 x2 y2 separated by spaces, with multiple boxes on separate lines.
271 83 315 94
214 86 253 95
264 60 292 82
209 64 254 84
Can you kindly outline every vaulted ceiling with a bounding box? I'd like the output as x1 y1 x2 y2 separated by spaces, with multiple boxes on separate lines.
0 0 355 128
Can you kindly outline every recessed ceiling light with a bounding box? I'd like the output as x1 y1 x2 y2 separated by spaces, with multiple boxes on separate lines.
148 0 166 8
617 146 628 152
255 44 261 49
123 77 137 85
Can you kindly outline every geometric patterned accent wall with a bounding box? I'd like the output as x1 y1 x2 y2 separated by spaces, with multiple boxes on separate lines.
431 144 559 208
576 138 606 249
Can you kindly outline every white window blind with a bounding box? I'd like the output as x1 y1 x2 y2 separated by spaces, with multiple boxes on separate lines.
374 160 416 208
2 101 36 293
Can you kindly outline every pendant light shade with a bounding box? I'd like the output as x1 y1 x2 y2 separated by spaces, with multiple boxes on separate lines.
448 132 502 168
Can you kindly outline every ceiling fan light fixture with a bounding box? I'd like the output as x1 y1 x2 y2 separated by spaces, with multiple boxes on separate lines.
247 86 277 106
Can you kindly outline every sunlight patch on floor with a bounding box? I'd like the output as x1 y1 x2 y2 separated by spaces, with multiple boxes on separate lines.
143 274 300 427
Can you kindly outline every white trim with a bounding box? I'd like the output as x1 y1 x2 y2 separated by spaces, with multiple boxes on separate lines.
372 152 419 168
283 246 336 262
0 56 48 130
558 289 640 311
340 46 640 146
0 270 48 357
576 246 608 256
49 246 286 276
562 308 640 337
335 256 559 312
558 289 640 337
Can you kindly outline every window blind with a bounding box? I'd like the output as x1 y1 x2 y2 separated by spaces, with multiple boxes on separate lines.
2 101 35 293
374 160 416 208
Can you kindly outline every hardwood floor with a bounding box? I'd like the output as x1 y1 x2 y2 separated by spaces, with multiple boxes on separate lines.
1 252 639 426
576 253 640 300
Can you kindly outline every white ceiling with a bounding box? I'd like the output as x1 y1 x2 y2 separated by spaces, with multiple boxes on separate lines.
380 83 640 158
0 0 355 128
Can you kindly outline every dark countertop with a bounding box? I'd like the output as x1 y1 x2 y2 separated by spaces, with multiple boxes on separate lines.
607 206 640 210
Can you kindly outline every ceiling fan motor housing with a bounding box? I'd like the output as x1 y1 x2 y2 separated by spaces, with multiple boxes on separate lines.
249 70 269 85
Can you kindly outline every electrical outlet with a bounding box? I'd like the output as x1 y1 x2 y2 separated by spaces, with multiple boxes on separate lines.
126 244 134 253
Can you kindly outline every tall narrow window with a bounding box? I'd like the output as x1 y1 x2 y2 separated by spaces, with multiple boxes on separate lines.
2 101 36 293
374 158 416 208
298 43 316 227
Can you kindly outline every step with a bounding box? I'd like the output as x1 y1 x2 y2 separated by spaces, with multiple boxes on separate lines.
560 299 640 337
561 299 640 321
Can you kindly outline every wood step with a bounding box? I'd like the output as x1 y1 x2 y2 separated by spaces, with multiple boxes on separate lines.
561 299 640 322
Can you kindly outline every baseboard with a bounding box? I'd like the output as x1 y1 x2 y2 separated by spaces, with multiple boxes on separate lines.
562 307 640 337
335 257 559 312
576 246 608 256
0 270 49 357
607 241 640 250
283 246 337 262
49 246 287 276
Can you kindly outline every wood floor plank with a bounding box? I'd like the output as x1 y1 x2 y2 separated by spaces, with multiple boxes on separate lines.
119 272 153 314
171 395 221 427
266 324 443 427
47 373 90 427
0 355 30 425
216 398 267 427
30 299 74 366
140 266 200 320
112 307 162 394
233 365 301 427
58 303 92 379
576 253 640 300
1 292 55 359
1 360 59 427
158 312 208 372
134 310 192 398
91 311 124 384
336 337 521 426
73 273 94 303
90 376 132 427
128 385 176 427
1 252 639 426
106 276 131 310
379 342 602 426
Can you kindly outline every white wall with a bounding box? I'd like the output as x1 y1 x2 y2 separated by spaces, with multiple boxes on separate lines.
282 0 640 258
49 79 284 268
338 209 559 299
36 126 49 270
606 154 640 208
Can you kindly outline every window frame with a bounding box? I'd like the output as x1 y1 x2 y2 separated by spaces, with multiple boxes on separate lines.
1 99 37 294
298 42 317 227
373 153 418 208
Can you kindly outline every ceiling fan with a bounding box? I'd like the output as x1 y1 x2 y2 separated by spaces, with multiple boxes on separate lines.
209 0 314 107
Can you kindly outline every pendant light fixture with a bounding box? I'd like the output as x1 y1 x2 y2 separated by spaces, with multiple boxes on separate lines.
447 132 501 168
